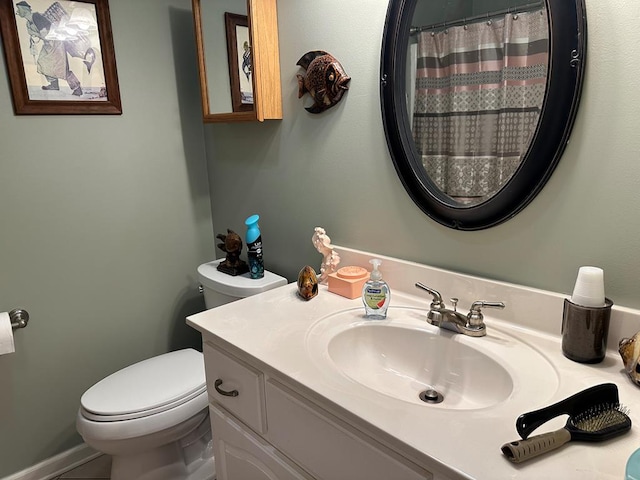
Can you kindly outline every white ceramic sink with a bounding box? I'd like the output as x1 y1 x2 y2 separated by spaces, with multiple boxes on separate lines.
305 306 560 410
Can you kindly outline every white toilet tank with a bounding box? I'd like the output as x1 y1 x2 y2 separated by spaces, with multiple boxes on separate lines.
197 259 287 309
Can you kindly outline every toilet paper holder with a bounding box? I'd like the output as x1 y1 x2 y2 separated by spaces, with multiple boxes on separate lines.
9 309 29 330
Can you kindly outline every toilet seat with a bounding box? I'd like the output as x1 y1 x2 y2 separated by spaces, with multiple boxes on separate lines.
81 349 206 422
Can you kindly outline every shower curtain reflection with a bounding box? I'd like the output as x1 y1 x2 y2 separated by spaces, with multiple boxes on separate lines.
412 8 549 205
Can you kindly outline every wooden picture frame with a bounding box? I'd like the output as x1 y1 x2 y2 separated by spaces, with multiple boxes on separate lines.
0 0 121 115
224 12 252 113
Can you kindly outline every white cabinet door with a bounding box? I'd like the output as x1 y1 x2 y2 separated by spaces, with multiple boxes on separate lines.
210 404 312 480
265 380 433 480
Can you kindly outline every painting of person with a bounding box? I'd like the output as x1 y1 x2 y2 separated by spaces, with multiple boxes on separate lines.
13 0 107 100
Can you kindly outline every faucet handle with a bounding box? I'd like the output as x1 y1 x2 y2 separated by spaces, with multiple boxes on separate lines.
415 283 444 309
467 301 505 326
450 298 459 311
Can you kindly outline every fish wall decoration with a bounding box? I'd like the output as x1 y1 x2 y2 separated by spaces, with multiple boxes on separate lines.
296 50 350 114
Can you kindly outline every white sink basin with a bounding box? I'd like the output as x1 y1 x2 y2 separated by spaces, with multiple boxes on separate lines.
305 306 559 410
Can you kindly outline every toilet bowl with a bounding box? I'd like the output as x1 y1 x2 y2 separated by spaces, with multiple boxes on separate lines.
76 349 214 480
76 259 287 480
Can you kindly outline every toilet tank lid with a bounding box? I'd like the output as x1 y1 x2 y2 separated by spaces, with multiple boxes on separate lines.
197 259 287 298
81 349 205 417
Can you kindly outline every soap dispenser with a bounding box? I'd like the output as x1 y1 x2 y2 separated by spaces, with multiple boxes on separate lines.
362 259 390 319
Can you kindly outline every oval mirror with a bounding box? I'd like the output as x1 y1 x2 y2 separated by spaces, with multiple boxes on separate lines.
381 0 586 230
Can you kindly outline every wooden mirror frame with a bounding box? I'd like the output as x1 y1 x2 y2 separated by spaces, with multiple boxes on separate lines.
192 0 282 123
380 0 587 230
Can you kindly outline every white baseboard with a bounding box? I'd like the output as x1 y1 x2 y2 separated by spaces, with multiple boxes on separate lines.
1 443 101 480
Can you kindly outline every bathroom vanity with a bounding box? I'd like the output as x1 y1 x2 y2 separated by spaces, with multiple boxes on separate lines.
187 247 640 479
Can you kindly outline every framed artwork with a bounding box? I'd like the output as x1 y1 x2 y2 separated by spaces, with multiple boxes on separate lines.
0 0 121 114
224 12 252 113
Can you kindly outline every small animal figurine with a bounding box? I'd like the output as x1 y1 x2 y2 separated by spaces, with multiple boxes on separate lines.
297 266 318 301
216 229 249 276
296 50 350 114
312 227 340 284
619 332 640 386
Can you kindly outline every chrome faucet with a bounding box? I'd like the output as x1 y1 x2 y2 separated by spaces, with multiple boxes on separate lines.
415 283 505 337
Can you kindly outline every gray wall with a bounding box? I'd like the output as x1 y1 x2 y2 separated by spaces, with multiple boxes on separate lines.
0 0 214 476
207 0 640 311
1 0 639 476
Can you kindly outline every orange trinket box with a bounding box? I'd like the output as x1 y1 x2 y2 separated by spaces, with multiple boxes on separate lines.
327 266 370 299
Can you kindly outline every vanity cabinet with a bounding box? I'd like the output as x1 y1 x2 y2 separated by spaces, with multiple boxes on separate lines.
203 340 434 480
189 247 639 480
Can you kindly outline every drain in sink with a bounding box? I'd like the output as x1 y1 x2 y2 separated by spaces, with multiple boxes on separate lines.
419 388 444 404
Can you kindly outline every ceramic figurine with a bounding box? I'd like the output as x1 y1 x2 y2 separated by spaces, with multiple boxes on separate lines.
216 229 249 276
296 50 350 114
619 332 640 386
297 266 318 301
312 227 340 284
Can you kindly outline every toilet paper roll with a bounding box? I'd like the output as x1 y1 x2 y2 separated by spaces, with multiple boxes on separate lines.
0 312 15 355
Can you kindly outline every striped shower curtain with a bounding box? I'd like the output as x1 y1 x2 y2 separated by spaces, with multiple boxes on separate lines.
413 8 549 203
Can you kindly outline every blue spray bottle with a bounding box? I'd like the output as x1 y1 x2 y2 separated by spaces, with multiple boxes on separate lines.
245 214 264 279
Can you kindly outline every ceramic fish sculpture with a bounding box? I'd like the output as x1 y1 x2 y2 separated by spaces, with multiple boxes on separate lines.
619 332 640 386
296 50 350 114
297 266 318 301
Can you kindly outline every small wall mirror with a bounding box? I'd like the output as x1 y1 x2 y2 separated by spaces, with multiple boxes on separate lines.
193 0 282 123
381 0 587 230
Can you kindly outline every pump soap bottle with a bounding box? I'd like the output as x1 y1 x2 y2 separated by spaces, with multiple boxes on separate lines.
245 214 264 279
362 259 390 319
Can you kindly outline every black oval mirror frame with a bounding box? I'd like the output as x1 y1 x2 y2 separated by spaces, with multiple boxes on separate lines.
381 0 587 230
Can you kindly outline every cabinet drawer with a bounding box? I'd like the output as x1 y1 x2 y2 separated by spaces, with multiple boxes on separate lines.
203 342 266 434
265 380 432 480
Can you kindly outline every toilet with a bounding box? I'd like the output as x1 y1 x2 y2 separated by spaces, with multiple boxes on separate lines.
76 259 287 480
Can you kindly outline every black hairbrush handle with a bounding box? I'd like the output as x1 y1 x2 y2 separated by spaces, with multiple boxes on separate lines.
516 383 618 439
502 428 571 463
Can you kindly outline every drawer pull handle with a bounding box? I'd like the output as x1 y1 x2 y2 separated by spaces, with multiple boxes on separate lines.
214 379 239 397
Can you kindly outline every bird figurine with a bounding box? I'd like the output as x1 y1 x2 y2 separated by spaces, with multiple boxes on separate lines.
216 229 249 276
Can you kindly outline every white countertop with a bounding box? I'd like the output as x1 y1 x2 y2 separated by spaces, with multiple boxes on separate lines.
187 246 640 479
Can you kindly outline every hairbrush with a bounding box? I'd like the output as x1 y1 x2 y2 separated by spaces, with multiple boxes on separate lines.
501 403 631 463
516 383 619 439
